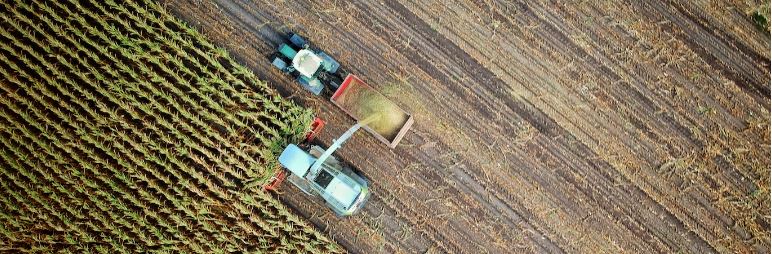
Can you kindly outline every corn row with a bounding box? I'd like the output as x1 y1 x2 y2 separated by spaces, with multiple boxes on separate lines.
0 0 342 252
0 24 223 252
0 13 281 245
33 0 259 181
0 61 179 248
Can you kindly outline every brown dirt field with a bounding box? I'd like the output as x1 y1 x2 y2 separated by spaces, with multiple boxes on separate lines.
160 0 770 253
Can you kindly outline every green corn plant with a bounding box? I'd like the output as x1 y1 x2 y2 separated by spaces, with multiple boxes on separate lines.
2 0 338 251
123 0 301 120
0 139 94 245
0 101 154 246
0 61 179 248
5 4 241 200
108 0 310 144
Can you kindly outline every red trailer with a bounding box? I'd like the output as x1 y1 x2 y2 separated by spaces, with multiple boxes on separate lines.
331 74 414 148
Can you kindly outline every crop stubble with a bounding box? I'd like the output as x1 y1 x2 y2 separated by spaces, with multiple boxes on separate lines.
162 0 769 253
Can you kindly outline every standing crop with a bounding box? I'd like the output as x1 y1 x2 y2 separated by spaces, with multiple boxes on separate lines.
0 0 341 252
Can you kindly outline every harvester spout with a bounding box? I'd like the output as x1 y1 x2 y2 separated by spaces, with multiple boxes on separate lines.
308 115 380 174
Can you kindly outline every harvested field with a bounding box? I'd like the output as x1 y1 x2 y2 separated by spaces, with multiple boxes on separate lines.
0 0 341 252
163 0 771 253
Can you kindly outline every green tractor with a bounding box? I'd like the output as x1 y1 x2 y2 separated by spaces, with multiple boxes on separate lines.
266 32 413 216
270 32 343 95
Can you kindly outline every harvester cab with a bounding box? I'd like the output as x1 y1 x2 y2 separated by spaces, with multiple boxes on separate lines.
273 118 375 216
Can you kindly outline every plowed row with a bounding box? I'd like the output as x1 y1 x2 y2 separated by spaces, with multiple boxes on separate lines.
0 0 339 252
162 0 770 253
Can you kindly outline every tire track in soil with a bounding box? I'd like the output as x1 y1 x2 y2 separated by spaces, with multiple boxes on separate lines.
179 1 470 252
241 0 572 252
169 0 556 253
334 2 568 252
279 186 431 253
163 4 409 252
332 0 577 251
664 0 770 69
523 2 769 252
352 0 632 251
634 0 770 106
459 2 719 252
384 1 709 252
161 0 770 253
428 0 764 252
544 0 764 201
172 1 478 252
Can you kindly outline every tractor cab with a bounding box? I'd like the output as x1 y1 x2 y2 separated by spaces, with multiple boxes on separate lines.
271 33 342 95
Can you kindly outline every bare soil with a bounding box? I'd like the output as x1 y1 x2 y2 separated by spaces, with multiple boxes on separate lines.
161 0 771 253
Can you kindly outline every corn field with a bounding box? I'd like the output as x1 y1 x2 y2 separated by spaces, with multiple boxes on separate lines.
0 0 342 252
